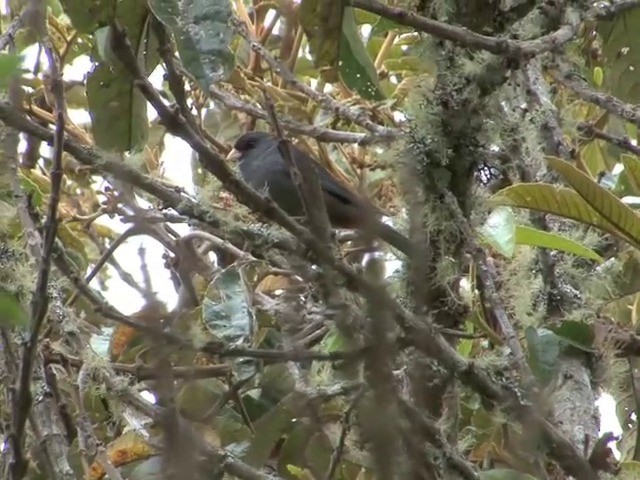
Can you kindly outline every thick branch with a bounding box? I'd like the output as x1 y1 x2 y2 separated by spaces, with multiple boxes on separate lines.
351 0 579 58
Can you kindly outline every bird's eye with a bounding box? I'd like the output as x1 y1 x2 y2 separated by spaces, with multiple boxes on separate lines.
239 139 256 151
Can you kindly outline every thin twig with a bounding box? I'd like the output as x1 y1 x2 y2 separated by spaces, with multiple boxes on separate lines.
43 350 231 381
440 190 529 375
0 14 24 51
11 41 66 480
323 388 364 480
399 399 479 480
578 122 640 157
66 224 164 306
231 18 397 141
209 83 392 145
551 70 640 128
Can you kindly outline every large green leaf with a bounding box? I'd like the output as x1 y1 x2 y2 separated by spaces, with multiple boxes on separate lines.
202 267 254 346
87 62 149 152
474 196 597 262
514 226 603 262
525 327 560 386
548 157 640 250
549 320 595 352
149 0 234 91
480 207 516 257
242 394 296 467
59 0 113 33
299 0 347 82
86 0 160 152
491 182 633 246
177 379 225 421
0 290 28 329
0 54 23 87
598 8 640 104
339 7 385 100
277 422 317 474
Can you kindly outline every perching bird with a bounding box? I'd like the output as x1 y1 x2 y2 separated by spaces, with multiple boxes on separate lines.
226 131 413 256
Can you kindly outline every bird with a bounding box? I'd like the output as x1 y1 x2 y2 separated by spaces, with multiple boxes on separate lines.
226 131 413 256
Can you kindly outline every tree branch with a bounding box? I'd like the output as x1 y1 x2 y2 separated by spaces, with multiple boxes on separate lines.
351 0 579 58
11 41 66 480
552 70 640 128
209 83 392 144
231 17 398 142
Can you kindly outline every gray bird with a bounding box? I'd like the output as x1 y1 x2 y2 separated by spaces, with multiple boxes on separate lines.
226 131 413 256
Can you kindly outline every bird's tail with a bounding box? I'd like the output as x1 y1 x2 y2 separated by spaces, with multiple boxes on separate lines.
372 220 415 257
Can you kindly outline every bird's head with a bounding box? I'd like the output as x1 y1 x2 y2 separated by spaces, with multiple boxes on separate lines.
226 131 276 163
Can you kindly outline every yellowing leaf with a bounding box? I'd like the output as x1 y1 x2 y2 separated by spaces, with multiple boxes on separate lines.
89 431 156 480
621 154 640 195
548 156 640 250
491 183 618 238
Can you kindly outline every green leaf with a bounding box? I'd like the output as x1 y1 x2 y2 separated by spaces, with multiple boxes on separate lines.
0 53 23 87
86 0 160 152
514 226 603 262
480 207 516 257
177 379 225 420
242 394 296 467
621 154 640 195
19 174 44 207
202 268 254 345
149 0 234 91
339 7 385 100
59 0 113 33
87 63 149 152
491 182 634 246
599 8 640 104
550 320 595 352
525 326 560 386
299 0 347 82
304 431 334 477
548 157 640 250
214 407 253 446
369 14 411 38
0 290 28 329
581 140 606 177
479 469 537 480
48 0 64 16
619 460 640 480
320 326 349 352
278 422 317 474
57 224 89 272
456 319 475 358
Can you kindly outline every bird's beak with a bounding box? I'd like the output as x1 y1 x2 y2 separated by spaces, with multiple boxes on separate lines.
226 148 241 162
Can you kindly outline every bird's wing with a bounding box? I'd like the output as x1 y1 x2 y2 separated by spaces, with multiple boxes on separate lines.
264 139 375 210
290 147 363 207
